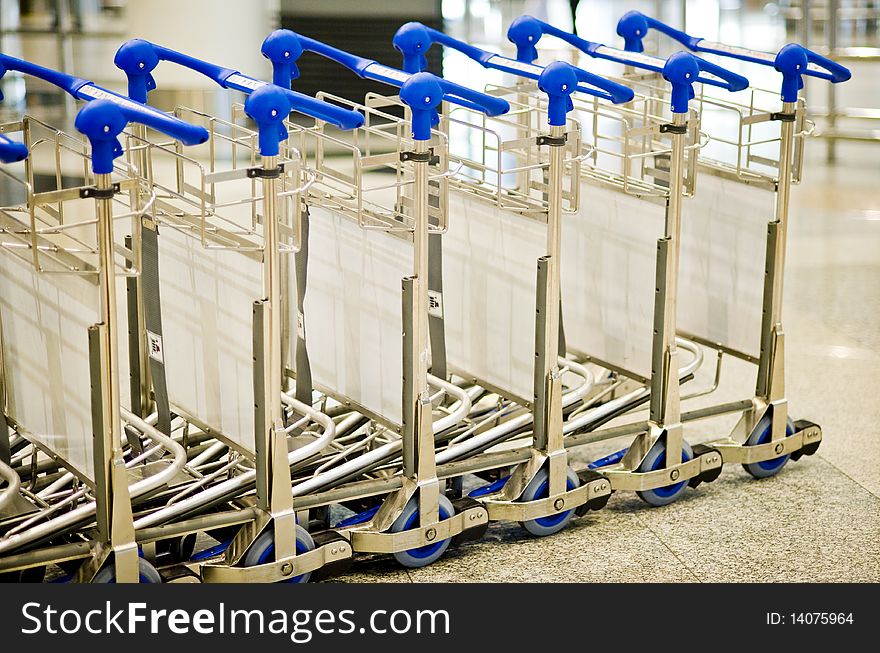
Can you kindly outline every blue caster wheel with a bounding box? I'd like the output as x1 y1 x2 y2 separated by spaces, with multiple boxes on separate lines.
743 415 795 479
390 495 454 568
243 524 315 583
636 440 694 507
91 558 162 583
518 467 579 537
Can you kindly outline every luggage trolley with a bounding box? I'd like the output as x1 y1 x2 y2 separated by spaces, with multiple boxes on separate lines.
499 17 756 505
118 33 509 569
390 23 639 533
112 41 370 582
395 22 749 510
0 55 209 582
614 11 851 478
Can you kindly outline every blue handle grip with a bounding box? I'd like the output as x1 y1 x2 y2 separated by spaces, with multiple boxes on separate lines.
245 86 365 156
260 29 509 120
540 62 634 124
539 62 634 123
393 22 489 73
114 38 364 147
690 54 749 93
115 39 236 104
774 43 852 101
507 15 601 63
539 62 580 126
392 21 632 105
74 98 207 174
507 15 748 93
261 30 374 82
0 133 27 163
663 52 701 114
616 10 700 53
243 85 289 157
0 53 209 173
616 10 850 101
399 72 444 141
0 53 90 97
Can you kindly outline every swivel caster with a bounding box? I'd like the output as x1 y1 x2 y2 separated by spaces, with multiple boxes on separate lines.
389 495 455 568
518 467 579 537
636 440 694 507
743 415 795 479
242 524 315 583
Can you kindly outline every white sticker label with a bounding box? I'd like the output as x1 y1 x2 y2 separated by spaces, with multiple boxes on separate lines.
296 311 306 339
363 63 412 85
487 55 543 78
595 45 662 70
427 290 444 318
78 85 159 112
147 330 164 364
698 41 776 64
224 73 267 91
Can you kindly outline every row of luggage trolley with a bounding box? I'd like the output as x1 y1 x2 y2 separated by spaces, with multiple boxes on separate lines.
0 10 850 582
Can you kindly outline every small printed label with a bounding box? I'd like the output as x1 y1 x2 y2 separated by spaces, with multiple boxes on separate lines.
78 85 157 112
363 63 411 85
427 290 444 319
224 74 267 92
700 41 774 63
296 311 306 340
487 55 543 78
147 331 164 364
595 45 662 71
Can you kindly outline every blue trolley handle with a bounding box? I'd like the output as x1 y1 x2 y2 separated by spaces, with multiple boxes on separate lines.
0 133 27 163
0 53 209 173
0 54 207 146
392 22 633 105
506 15 748 94
114 39 364 140
616 10 851 102
260 28 510 129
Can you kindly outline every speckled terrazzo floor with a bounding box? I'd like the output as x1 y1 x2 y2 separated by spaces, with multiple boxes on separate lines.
329 142 880 584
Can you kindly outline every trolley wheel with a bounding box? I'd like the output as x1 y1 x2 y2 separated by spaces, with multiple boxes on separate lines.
242 524 315 583
389 495 455 569
636 440 694 507
742 415 796 479
518 467 579 537
91 558 162 584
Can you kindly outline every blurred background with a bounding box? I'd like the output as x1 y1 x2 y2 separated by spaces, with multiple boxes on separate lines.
0 0 877 161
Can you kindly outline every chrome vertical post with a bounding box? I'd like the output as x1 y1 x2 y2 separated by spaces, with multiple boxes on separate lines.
93 172 139 583
406 138 440 527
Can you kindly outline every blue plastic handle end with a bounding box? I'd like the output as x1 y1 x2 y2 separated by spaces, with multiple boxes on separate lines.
74 100 127 174
114 39 159 104
663 52 701 114
507 16 542 63
399 72 444 141
261 29 304 86
0 135 28 164
244 85 290 157
774 43 851 102
393 22 432 74
617 10 650 53
538 62 579 126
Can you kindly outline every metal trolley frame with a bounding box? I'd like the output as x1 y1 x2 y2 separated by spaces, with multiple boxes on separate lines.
0 55 208 582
